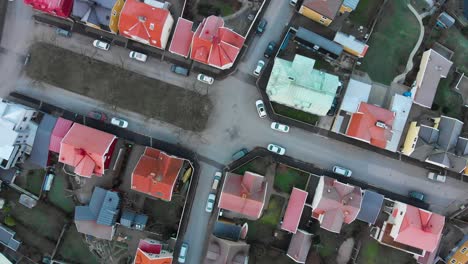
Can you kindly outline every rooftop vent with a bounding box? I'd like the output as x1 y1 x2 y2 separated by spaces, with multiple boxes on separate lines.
150 23 155 30
375 121 387 129
138 16 146 22
288 76 295 81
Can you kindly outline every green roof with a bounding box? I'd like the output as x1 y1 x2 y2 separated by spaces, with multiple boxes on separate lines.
266 55 340 116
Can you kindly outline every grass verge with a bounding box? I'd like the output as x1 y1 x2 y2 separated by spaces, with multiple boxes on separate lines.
272 102 319 125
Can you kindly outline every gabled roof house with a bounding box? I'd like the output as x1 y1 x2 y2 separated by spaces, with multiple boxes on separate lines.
218 171 268 220
281 187 308 234
72 0 124 33
311 176 362 233
299 0 343 26
204 235 250 264
131 147 185 201
134 239 173 264
74 187 120 240
24 0 74 18
286 229 312 263
266 54 340 116
59 123 117 178
119 0 174 49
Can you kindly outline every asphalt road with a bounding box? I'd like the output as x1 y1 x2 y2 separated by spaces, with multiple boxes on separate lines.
2 1 468 264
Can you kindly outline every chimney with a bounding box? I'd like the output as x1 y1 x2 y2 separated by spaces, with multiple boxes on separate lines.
138 16 146 22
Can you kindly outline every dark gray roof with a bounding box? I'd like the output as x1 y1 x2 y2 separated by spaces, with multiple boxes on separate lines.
356 190 383 224
419 125 439 144
134 214 148 226
427 152 467 172
213 221 242 241
74 187 120 226
438 12 455 28
295 27 343 56
456 137 468 156
0 225 20 251
72 0 114 27
28 114 57 168
0 168 18 184
438 116 463 151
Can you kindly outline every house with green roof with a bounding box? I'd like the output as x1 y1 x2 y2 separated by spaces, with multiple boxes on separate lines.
266 54 340 116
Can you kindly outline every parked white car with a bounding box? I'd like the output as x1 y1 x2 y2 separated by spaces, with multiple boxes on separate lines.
92 40 110 51
197 74 214 85
271 122 290 133
212 171 222 190
178 243 189 263
253 60 265 76
111 117 128 128
427 172 446 183
333 166 352 177
129 51 147 62
255 100 267 118
206 193 216 213
267 143 286 155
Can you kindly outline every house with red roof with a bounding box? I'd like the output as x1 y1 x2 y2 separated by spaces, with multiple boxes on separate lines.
281 187 308 234
346 102 396 150
311 176 362 233
119 0 174 49
373 201 445 262
286 229 313 263
59 123 117 178
134 239 173 264
168 18 194 58
131 147 185 201
190 16 245 70
49 117 73 153
24 0 74 18
218 171 268 220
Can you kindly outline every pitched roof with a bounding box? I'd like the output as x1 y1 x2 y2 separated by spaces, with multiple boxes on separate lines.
119 0 173 49
392 203 445 252
414 49 453 108
190 16 245 70
286 229 312 263
343 0 360 10
29 114 56 168
438 12 455 28
72 0 116 27
0 224 20 251
24 0 74 18
340 78 371 113
205 235 250 264
59 123 116 177
281 188 308 233
49 117 73 153
266 54 340 116
346 102 395 149
218 172 268 219
134 239 173 264
311 176 362 233
168 18 194 58
356 190 383 224
302 0 343 19
333 32 369 58
295 27 343 57
131 147 184 201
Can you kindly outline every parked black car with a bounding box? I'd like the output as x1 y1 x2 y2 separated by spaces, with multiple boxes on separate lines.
264 41 277 58
327 97 339 116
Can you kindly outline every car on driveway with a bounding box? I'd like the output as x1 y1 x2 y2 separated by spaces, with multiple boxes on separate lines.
257 19 267 34
129 51 147 62
253 60 265 76
197 74 214 85
170 64 189 76
267 143 286 155
232 148 248 160
178 243 189 263
409 191 425 202
271 122 289 132
255 100 267 118
87 111 107 121
333 166 352 177
92 40 110 51
264 41 276 58
111 117 128 128
206 193 216 213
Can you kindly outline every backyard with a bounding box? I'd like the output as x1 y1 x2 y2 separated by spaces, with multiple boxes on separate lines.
57 225 99 264
272 102 320 125
433 72 463 119
197 0 242 17
359 0 420 85
233 156 270 175
348 0 384 26
274 164 310 194
47 172 76 214
246 195 286 244
143 195 185 239
432 27 468 74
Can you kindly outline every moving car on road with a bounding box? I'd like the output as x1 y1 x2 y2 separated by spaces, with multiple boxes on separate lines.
271 122 290 133
253 60 265 76
92 40 110 51
255 100 267 118
206 193 216 213
87 111 107 121
178 243 189 263
129 51 147 62
264 41 276 58
197 74 214 85
409 191 425 202
111 117 128 128
267 143 286 155
257 19 267 34
333 166 352 177
212 172 222 190
170 64 189 76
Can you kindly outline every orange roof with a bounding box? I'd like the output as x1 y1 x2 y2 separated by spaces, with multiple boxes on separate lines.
134 239 173 264
59 123 116 177
346 102 395 149
135 249 172 264
131 147 184 201
118 0 172 49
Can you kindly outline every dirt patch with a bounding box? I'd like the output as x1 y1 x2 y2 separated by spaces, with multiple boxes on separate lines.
25 42 212 132
143 195 185 240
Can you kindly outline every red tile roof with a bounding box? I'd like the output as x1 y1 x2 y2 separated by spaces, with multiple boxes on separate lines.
218 172 267 219
286 229 312 263
24 0 73 18
49 118 73 153
169 18 194 58
302 0 343 19
119 0 173 49
346 102 395 149
59 123 116 177
131 147 184 201
394 204 445 252
281 188 308 234
191 16 245 70
312 176 362 233
135 239 173 264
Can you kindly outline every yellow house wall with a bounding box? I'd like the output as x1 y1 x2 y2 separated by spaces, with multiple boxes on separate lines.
299 6 332 26
342 46 360 57
340 5 353 13
109 0 124 34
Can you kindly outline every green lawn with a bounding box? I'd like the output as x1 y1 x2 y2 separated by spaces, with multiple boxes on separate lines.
435 27 468 73
359 0 420 85
57 225 99 264
361 240 379 263
26 169 45 196
348 0 384 26
233 157 269 175
433 72 463 119
272 102 319 125
274 164 309 194
48 173 75 213
258 195 285 226
410 0 429 14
